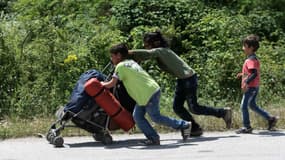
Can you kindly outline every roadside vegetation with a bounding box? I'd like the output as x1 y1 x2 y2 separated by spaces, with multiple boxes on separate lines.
1 0 284 139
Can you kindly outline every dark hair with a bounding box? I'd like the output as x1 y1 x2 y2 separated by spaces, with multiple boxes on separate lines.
242 34 260 52
143 30 169 48
110 43 129 58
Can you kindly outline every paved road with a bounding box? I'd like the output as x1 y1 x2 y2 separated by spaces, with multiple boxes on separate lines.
0 130 284 160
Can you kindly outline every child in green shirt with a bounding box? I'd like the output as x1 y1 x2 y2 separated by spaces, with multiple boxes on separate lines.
101 43 191 145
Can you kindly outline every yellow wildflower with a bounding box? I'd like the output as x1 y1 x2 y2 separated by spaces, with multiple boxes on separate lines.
64 54 78 64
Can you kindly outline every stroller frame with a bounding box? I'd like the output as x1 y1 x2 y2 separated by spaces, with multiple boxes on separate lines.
46 103 114 147
46 62 134 147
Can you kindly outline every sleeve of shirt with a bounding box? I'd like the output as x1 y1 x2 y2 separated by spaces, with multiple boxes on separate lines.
245 69 257 84
246 59 257 70
114 63 123 81
132 49 158 61
112 72 119 80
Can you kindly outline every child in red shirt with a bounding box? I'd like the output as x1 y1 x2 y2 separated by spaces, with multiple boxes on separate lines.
236 35 278 134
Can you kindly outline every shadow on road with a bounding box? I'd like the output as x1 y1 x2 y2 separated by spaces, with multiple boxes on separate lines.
255 130 285 137
65 134 239 150
66 138 195 150
65 130 285 149
65 141 105 148
188 135 239 143
112 138 196 150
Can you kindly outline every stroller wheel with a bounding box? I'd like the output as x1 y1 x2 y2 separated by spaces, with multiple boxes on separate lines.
93 132 105 142
93 132 113 145
46 129 60 143
53 136 64 147
101 134 113 145
46 130 55 143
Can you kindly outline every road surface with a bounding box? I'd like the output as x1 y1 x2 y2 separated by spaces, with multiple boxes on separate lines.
0 130 284 160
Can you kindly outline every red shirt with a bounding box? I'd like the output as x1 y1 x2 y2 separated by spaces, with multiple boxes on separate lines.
241 54 260 88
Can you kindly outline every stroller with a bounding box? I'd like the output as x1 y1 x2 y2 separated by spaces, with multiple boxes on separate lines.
46 64 136 147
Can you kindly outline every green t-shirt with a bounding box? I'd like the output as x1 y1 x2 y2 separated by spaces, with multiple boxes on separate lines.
114 59 159 106
132 48 195 79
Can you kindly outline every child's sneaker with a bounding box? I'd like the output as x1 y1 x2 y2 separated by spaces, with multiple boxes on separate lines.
181 122 192 141
139 139 160 146
268 116 278 131
236 127 253 134
223 107 232 129
190 127 203 137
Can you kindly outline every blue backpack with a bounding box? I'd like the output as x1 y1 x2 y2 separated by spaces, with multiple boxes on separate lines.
63 69 106 113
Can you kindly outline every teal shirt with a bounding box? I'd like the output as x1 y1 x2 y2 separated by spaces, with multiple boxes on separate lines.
132 48 195 79
115 59 159 106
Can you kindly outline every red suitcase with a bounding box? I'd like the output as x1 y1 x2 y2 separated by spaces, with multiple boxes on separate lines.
84 78 135 132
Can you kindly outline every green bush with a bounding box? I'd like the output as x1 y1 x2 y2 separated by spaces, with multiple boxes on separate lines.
0 0 284 119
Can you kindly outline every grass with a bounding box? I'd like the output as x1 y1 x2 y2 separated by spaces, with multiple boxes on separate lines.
0 100 284 139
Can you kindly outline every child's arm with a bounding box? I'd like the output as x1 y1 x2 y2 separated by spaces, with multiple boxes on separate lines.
236 72 243 79
129 49 155 61
245 69 257 84
240 69 257 92
101 77 118 89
